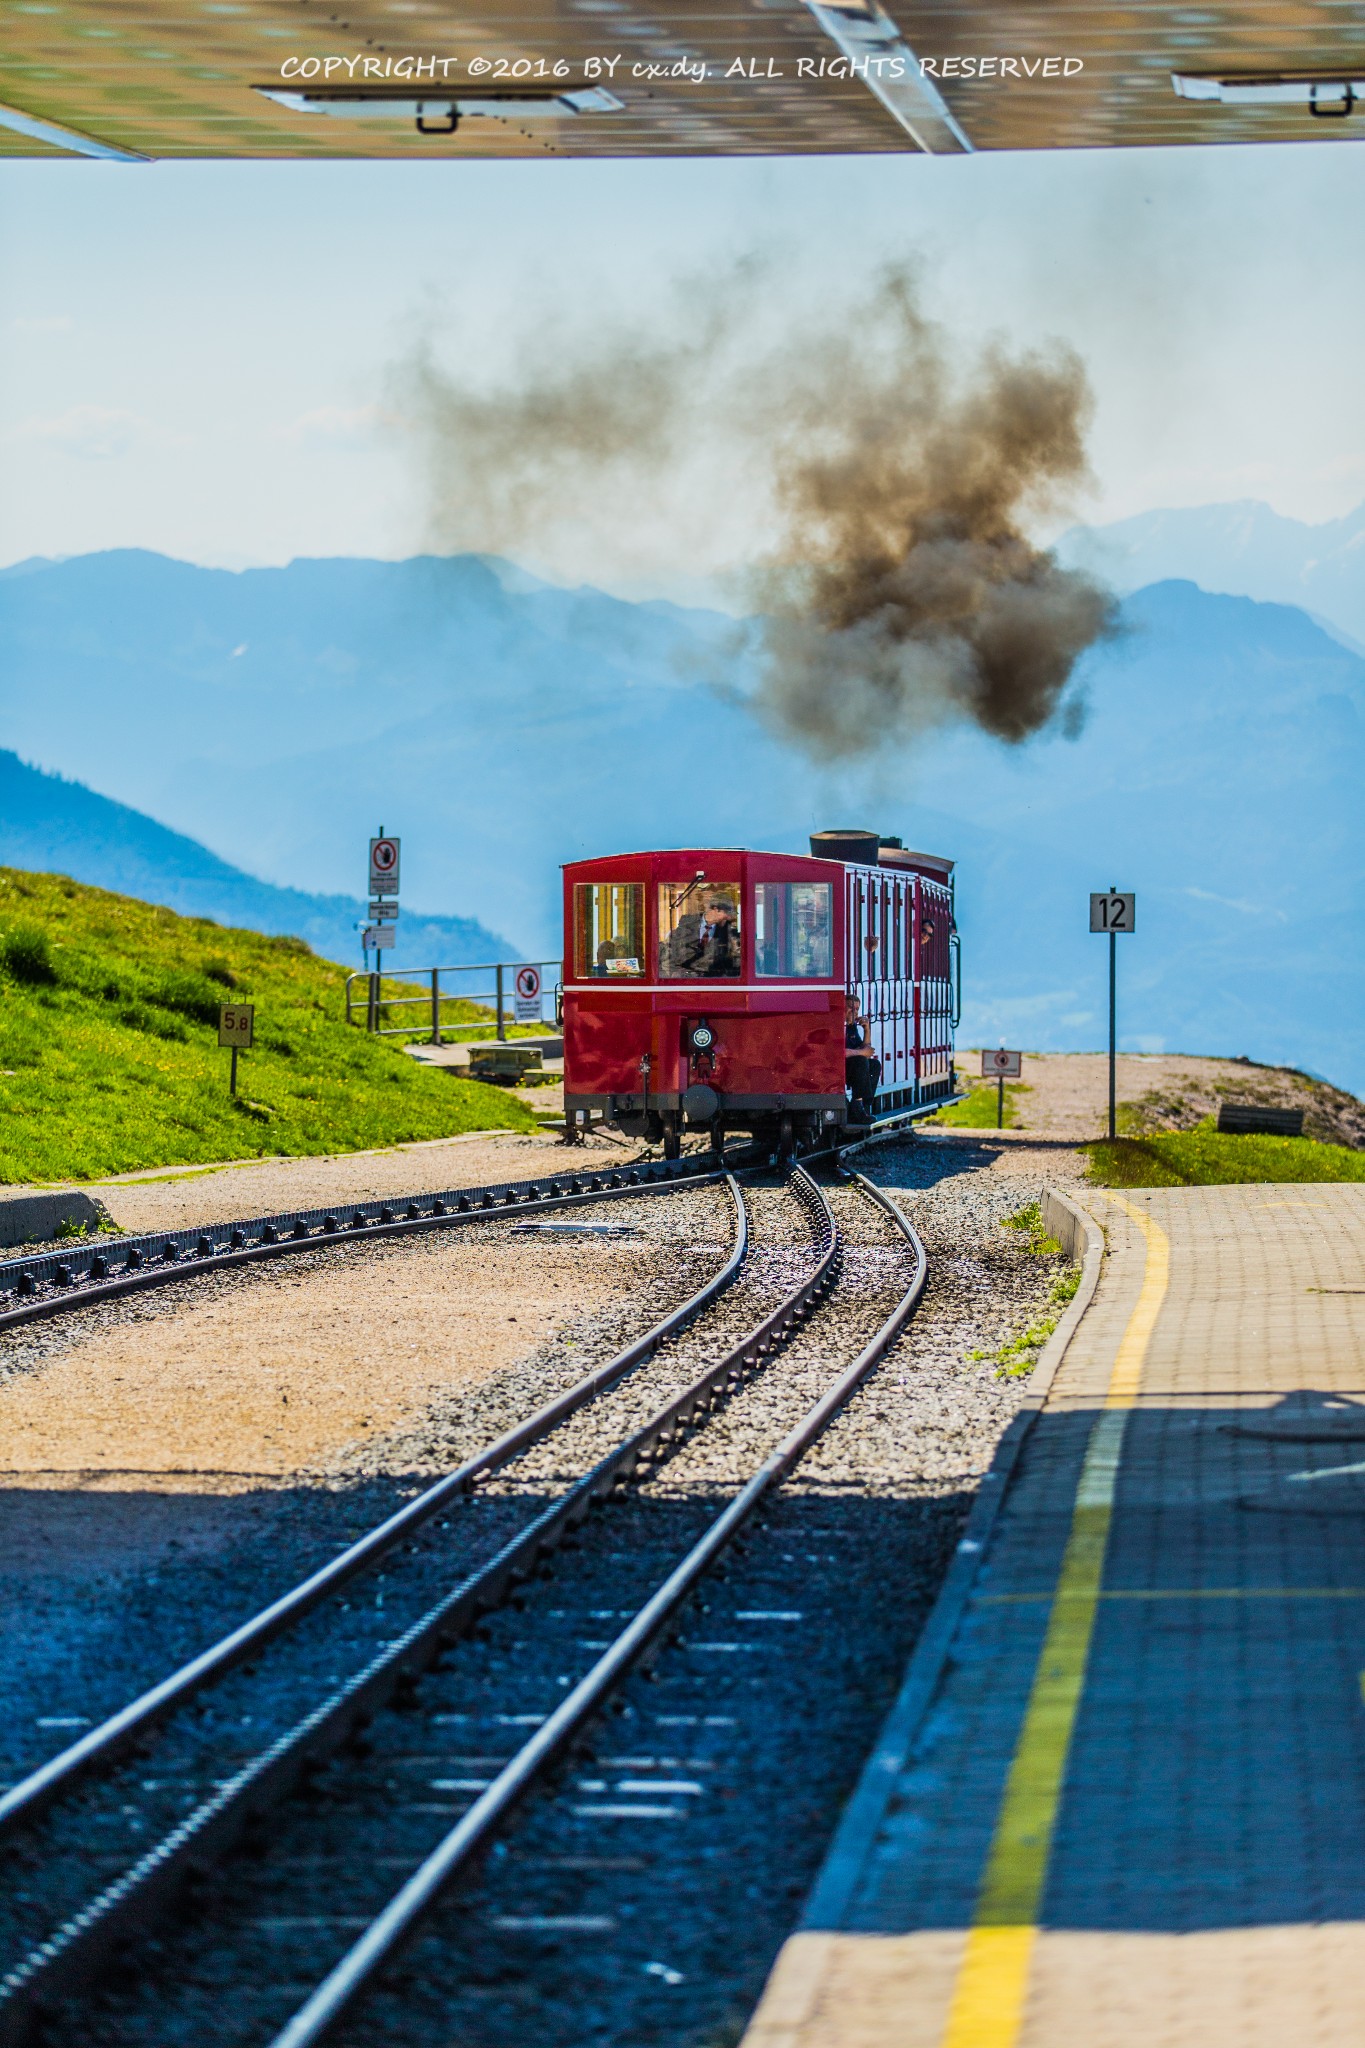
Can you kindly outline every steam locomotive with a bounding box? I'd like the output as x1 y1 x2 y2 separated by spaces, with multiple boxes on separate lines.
561 829 959 1156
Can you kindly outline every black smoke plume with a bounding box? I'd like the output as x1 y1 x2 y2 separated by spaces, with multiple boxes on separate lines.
391 266 1115 756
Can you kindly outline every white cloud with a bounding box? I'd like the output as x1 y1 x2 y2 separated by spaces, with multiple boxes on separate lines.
8 314 75 336
10 405 182 461
1184 886 1287 922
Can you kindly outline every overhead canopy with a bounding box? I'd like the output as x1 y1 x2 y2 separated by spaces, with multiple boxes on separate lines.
2 0 1361 161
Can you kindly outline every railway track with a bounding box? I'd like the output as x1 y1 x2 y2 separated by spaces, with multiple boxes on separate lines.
0 1166 927 2047
0 1150 733 1334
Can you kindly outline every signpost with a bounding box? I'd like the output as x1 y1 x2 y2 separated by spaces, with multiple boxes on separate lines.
1090 890 1136 1140
364 829 401 1030
981 1046 1022 1129
218 1001 254 1096
513 963 543 1025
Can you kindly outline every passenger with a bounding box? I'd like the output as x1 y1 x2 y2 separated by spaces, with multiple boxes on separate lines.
665 893 741 978
845 994 881 1122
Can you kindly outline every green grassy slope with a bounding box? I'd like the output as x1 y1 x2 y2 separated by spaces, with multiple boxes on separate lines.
928 1080 1031 1130
1086 1122 1365 1187
0 869 537 1184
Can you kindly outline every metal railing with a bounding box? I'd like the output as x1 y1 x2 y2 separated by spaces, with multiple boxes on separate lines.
344 960 561 1044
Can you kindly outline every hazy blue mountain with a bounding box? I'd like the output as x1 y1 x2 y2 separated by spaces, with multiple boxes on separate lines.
0 750 512 971
0 548 738 944
2 549 1362 1090
1057 499 1365 647
919 579 1365 1084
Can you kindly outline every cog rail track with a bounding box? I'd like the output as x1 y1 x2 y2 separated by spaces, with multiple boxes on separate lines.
270 1168 925 2048
0 1169 838 2046
0 1150 744 1334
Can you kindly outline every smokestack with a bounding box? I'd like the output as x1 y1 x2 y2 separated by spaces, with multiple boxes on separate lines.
810 829 881 865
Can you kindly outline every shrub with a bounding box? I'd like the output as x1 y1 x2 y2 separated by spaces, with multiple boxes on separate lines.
149 970 225 1027
2 924 58 986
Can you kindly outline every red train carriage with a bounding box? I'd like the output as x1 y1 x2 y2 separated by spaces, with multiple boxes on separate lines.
561 829 959 1156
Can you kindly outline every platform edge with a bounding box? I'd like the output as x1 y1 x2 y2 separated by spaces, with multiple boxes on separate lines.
792 1184 1105 1937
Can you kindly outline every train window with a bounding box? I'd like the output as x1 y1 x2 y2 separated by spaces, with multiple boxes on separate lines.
574 882 644 978
754 882 833 978
657 878 742 979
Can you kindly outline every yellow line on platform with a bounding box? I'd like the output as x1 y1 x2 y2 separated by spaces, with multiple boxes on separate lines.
939 1195 1169 2048
981 1587 1365 1604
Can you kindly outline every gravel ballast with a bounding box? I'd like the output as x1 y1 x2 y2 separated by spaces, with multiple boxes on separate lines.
1 1138 1080 2047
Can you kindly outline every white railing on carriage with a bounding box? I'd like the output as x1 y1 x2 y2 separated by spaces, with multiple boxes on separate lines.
344 961 562 1044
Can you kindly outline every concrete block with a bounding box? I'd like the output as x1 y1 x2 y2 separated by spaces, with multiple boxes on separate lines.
0 1189 110 1249
1042 1188 1087 1260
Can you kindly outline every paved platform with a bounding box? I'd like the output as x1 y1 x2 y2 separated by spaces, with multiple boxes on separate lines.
746 1184 1365 2048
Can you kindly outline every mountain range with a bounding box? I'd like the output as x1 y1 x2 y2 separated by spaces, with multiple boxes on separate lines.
1057 498 1365 649
2 506 1362 1091
0 749 510 971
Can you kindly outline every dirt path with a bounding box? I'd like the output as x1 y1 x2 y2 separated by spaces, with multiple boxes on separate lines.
29 1127 621 1239
0 1223 675 1485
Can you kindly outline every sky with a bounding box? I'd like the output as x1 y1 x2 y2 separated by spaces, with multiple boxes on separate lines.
1 138 1364 598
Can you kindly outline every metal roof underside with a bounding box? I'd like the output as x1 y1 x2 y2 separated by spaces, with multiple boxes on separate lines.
2 1 1363 160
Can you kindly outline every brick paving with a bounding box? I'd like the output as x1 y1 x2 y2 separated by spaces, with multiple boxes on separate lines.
745 1185 1365 2047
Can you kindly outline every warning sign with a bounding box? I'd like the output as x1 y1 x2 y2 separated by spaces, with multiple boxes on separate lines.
513 964 542 1023
981 1048 1022 1078
368 836 400 893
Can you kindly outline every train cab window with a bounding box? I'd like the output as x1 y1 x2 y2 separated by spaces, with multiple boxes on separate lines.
574 882 644 978
754 881 833 978
657 878 742 979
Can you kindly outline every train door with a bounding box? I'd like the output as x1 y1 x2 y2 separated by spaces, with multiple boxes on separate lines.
890 874 907 1095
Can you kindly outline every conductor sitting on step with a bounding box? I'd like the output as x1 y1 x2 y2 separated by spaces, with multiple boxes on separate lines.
845 994 881 1122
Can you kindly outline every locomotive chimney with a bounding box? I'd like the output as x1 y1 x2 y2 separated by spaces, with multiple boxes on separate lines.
809 829 880 866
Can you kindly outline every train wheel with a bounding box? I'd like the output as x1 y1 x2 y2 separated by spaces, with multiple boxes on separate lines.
662 1118 681 1162
777 1112 795 1166
710 1119 726 1161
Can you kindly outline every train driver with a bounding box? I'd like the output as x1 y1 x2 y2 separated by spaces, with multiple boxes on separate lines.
845 994 881 1121
666 892 741 978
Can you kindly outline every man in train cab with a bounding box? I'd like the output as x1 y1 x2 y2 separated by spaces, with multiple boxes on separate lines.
845 993 881 1121
666 892 741 977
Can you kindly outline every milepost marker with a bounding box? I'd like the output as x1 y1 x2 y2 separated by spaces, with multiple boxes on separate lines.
218 1001 255 1097
1090 889 1136 1140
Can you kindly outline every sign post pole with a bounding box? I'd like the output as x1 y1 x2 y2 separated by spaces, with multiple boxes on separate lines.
1109 893 1117 1142
218 1003 255 1097
365 828 401 1037
1089 890 1136 1142
980 1047 1022 1130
